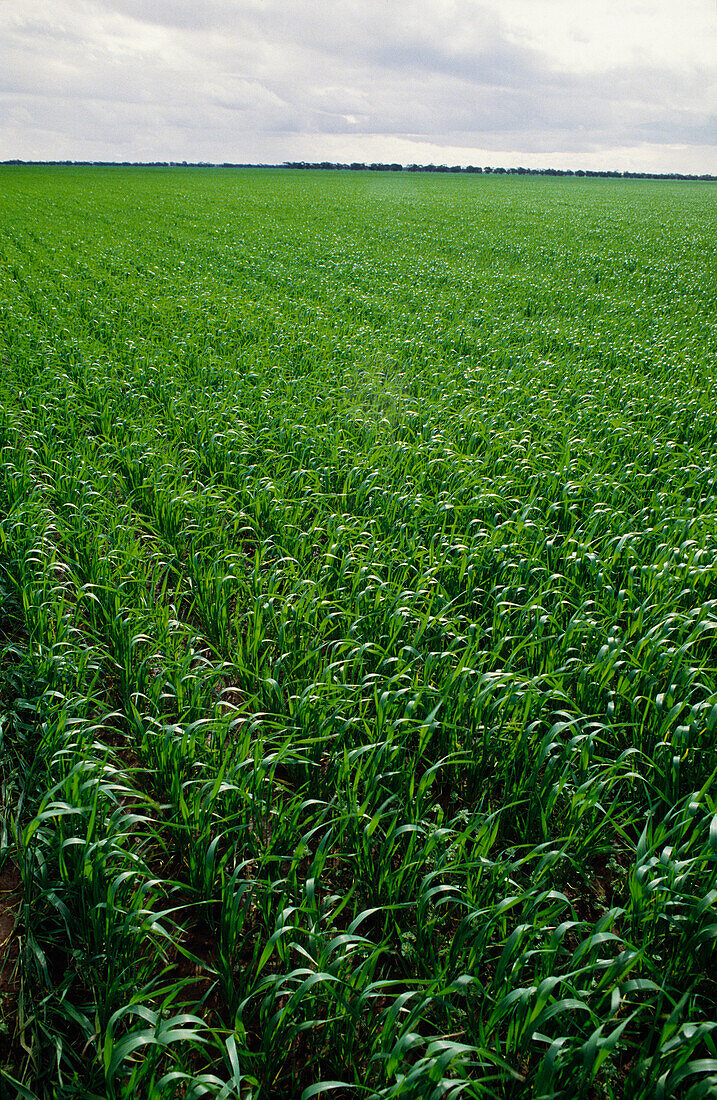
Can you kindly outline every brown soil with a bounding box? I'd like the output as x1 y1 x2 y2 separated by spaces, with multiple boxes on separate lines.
0 862 21 997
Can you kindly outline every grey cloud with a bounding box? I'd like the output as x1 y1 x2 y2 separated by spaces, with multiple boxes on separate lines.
0 0 715 170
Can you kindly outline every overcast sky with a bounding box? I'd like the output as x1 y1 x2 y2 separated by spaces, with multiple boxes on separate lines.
2 0 716 172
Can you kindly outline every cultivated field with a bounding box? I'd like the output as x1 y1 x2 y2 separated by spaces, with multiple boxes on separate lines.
0 167 716 1098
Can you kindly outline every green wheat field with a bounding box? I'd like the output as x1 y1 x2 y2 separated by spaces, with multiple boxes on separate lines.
1 167 716 1099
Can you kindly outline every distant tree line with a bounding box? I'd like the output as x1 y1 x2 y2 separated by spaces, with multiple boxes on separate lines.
283 161 717 182
0 160 259 168
2 159 715 182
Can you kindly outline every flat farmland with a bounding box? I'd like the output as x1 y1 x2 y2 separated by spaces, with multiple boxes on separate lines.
0 167 716 1098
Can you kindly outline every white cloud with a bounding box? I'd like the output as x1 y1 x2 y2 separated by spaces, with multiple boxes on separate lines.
1 0 715 170
498 0 716 73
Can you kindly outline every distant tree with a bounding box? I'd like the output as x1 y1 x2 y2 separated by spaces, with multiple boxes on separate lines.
5 158 713 181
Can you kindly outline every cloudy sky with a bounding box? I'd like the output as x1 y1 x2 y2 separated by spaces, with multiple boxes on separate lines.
2 0 716 172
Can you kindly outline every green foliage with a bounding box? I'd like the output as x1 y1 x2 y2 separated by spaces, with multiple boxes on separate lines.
0 167 716 1097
